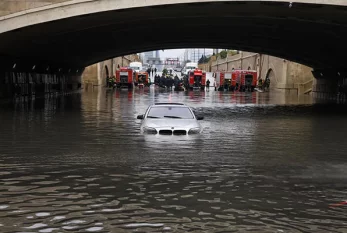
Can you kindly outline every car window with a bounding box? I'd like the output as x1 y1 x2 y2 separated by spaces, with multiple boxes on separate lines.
147 107 194 119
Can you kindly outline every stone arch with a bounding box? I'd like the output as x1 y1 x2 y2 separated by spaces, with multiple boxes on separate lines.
0 0 344 71
0 0 342 34
102 65 109 86
265 68 276 89
105 65 109 77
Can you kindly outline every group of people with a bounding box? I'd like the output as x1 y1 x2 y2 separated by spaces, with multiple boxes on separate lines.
258 77 270 91
107 76 116 88
147 67 157 77
154 74 183 90
214 79 234 91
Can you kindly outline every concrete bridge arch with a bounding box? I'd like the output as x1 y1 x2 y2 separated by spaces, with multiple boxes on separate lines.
1 0 345 31
267 60 281 88
0 0 346 76
265 68 276 88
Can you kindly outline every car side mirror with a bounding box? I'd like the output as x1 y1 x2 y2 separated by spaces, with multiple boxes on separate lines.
137 114 144 120
196 116 204 120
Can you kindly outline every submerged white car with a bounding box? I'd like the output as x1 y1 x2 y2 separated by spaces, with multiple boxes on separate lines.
137 103 204 135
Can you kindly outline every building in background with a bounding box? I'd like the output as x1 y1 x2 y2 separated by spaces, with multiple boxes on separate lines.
184 49 213 63
164 58 180 69
142 51 154 63
142 50 160 64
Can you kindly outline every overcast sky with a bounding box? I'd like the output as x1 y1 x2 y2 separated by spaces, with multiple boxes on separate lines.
159 48 214 60
159 49 186 59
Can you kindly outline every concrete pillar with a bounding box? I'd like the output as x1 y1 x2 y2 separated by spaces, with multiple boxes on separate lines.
256 54 261 79
97 62 102 85
110 58 114 77
282 59 289 86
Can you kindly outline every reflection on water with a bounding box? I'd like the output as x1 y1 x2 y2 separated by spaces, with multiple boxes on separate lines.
0 88 347 232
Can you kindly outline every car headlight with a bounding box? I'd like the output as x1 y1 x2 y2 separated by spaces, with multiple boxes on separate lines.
188 128 200 134
143 127 157 134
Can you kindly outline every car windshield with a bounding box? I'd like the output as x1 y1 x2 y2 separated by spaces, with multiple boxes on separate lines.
130 66 140 70
147 106 194 119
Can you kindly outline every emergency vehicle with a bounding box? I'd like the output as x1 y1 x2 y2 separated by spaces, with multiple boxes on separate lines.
214 71 224 91
115 67 134 89
134 71 149 88
183 62 198 76
129 62 142 73
232 69 257 92
186 68 206 90
215 71 236 91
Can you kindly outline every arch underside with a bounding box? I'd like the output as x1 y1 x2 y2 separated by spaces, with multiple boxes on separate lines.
0 1 346 72
266 68 275 80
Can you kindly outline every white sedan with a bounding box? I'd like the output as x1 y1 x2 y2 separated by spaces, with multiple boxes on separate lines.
137 103 203 135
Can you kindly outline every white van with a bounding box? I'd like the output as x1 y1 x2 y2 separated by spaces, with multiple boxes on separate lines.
129 62 143 73
184 62 198 75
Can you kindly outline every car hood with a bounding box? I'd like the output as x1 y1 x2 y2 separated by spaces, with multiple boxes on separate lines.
143 118 199 129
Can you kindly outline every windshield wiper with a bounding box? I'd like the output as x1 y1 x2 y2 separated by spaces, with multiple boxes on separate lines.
147 116 159 118
164 116 182 119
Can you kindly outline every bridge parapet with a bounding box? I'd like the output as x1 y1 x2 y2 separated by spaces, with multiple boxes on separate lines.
0 0 70 17
0 0 346 19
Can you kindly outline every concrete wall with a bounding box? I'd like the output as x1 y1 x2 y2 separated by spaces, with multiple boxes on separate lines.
82 64 98 88
198 56 216 72
211 52 314 92
198 63 211 72
289 62 315 85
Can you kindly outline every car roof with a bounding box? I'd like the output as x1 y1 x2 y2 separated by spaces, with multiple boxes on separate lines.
151 103 187 107
154 103 185 105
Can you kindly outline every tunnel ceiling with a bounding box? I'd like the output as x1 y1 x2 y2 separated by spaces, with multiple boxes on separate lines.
0 1 346 71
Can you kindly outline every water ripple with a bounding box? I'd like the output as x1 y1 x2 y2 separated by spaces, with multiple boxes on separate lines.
0 90 347 232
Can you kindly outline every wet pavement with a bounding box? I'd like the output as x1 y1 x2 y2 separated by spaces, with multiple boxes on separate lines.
1 87 347 232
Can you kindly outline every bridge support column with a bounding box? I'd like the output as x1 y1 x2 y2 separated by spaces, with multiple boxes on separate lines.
312 69 347 102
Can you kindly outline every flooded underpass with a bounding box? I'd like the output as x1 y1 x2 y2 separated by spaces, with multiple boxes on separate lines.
1 88 347 233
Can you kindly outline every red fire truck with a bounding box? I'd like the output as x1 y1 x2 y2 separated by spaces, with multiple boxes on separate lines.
214 71 224 91
134 71 149 88
115 67 133 89
232 69 257 92
186 68 206 90
215 71 237 91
